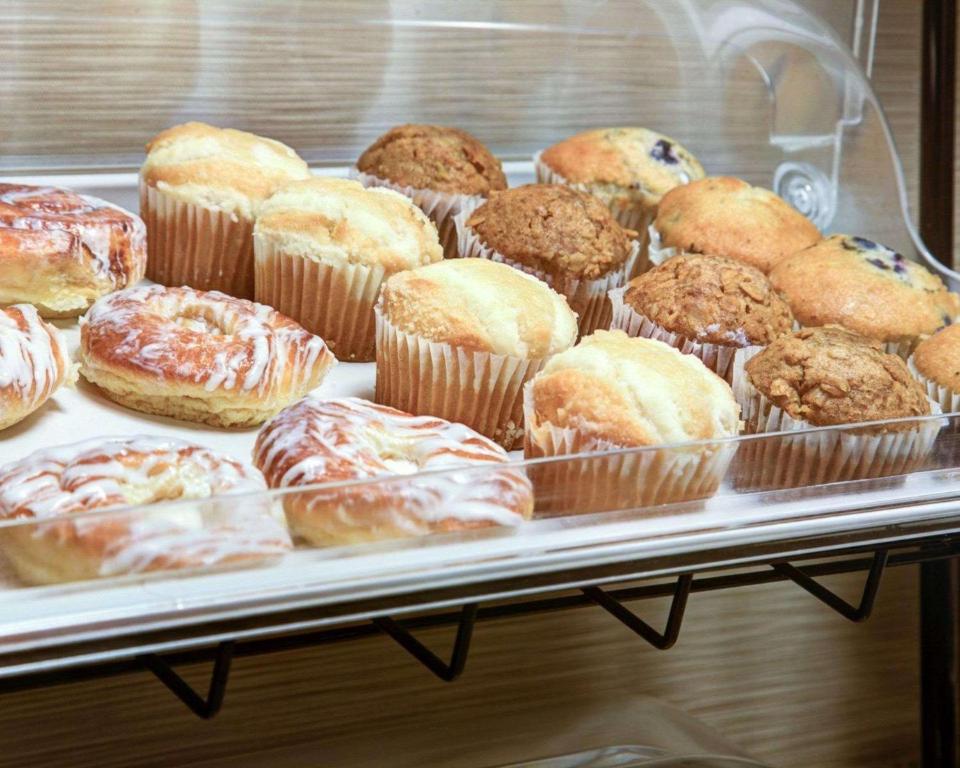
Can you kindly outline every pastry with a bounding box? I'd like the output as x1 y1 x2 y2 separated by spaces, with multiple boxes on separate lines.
910 323 960 413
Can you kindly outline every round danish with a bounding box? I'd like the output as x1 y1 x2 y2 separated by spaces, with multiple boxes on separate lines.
254 397 534 545
0 183 146 317
79 285 336 428
0 436 291 585
0 304 75 431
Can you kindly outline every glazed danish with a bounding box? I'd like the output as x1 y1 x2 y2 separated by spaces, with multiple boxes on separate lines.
0 304 74 431
254 397 534 545
79 285 335 427
0 184 146 317
0 436 292 585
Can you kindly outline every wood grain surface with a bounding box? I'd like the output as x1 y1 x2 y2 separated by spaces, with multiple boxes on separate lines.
0 3 935 767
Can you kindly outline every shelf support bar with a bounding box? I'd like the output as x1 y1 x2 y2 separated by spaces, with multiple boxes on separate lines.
771 549 888 622
582 574 693 650
373 603 477 682
138 640 234 720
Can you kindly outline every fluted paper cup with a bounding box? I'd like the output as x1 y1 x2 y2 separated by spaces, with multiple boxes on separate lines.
374 303 544 450
908 354 960 415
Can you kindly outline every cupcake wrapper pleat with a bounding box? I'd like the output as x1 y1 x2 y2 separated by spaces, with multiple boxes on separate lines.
350 169 483 260
374 305 543 450
908 355 960 415
254 238 385 362
454 211 641 336
646 223 678 268
141 179 256 299
731 348 942 489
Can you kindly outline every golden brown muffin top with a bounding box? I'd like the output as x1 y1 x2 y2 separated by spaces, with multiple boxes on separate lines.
356 124 507 196
465 184 634 280
913 323 960 393
654 176 820 273
540 127 705 208
624 253 794 347
769 234 960 343
745 326 930 428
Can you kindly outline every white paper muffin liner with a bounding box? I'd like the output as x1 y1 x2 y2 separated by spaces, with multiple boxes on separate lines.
374 303 545 450
523 385 737 515
254 237 385 362
141 179 256 299
608 286 759 384
731 347 943 488
908 354 960 416
351 168 484 260
454 210 641 336
646 223 678 267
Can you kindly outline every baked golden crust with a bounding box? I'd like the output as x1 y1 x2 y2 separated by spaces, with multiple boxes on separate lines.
254 397 532 545
79 285 335 427
141 122 310 219
913 323 960 393
356 124 507 196
745 326 930 428
769 234 960 343
465 184 634 280
0 184 146 317
527 330 740 447
654 176 821 273
254 177 442 273
379 258 578 359
624 253 794 346
540 127 705 208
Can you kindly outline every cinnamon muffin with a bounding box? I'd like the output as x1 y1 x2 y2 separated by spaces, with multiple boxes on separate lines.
769 234 960 357
611 253 794 382
375 258 577 449
651 176 820 273
909 324 960 413
524 330 740 513
140 122 311 299
734 326 939 487
458 184 639 335
536 126 704 241
254 177 442 361
354 124 506 258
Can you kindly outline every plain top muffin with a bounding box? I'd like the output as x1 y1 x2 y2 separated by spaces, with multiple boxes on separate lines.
770 234 960 343
141 122 311 219
624 253 794 346
356 124 507 196
654 176 820 273
379 258 577 359
465 184 634 280
745 326 930 428
255 178 442 273
540 127 705 208
528 330 740 446
912 324 960 392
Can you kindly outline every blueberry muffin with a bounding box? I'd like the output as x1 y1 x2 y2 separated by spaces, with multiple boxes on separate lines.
769 235 960 357
910 323 960 413
651 176 820 273
355 124 506 258
612 253 794 382
459 184 638 334
536 127 704 234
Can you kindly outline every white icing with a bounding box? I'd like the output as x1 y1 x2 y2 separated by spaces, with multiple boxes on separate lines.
255 397 531 527
82 285 332 394
0 304 67 407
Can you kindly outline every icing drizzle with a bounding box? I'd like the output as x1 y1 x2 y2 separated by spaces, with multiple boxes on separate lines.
0 304 68 408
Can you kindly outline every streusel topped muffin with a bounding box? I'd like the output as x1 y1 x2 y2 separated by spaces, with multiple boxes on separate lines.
652 176 820 273
769 235 960 356
357 124 506 196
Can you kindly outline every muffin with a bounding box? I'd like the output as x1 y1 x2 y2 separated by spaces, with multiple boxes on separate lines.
651 176 820 273
733 326 940 488
536 127 704 262
375 258 578 450
524 330 741 514
254 177 443 361
770 234 960 357
457 184 639 335
354 124 507 259
140 122 311 299
909 324 960 414
610 253 794 383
